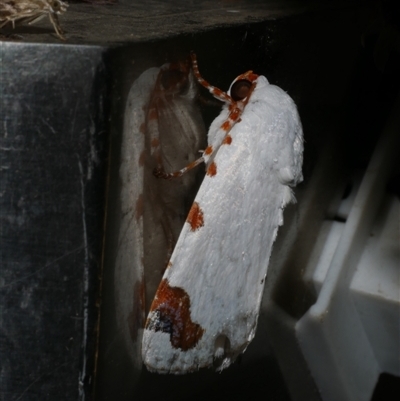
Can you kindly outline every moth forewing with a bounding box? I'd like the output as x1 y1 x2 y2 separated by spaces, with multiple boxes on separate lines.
142 58 303 374
0 0 68 40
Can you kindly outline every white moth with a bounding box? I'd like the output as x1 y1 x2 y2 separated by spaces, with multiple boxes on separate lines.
0 0 68 40
142 54 304 373
116 61 205 364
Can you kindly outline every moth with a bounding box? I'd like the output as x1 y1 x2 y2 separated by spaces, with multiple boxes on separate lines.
0 0 68 40
116 60 205 364
142 53 304 373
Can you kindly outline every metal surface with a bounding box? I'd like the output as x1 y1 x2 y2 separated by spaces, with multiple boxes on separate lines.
0 43 108 400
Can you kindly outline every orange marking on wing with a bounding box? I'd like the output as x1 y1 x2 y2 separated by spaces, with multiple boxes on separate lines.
186 201 204 231
222 135 232 145
146 279 204 350
207 161 217 177
204 145 213 155
230 108 240 121
221 120 231 131
151 138 159 148
135 194 144 221
138 150 146 166
167 261 172 269
128 280 146 342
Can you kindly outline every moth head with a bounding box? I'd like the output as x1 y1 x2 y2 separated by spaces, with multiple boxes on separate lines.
228 71 259 102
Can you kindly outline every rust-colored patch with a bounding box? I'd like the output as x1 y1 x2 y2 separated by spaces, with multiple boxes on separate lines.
230 108 240 120
138 150 146 166
213 88 223 97
151 137 159 148
146 279 204 350
167 261 172 269
128 280 146 342
204 145 213 155
135 194 144 221
207 161 217 177
221 120 231 131
139 122 146 134
186 201 204 231
237 70 259 83
222 135 232 145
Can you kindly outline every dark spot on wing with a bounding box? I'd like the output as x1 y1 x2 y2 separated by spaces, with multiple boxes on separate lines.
146 279 204 350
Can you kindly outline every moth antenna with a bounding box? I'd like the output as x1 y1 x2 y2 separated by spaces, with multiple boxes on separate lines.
190 52 233 105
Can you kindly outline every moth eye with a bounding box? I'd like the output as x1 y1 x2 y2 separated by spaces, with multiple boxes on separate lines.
230 79 252 101
160 70 188 92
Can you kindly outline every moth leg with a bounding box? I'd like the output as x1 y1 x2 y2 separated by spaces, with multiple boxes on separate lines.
155 54 252 180
153 155 205 179
153 101 243 180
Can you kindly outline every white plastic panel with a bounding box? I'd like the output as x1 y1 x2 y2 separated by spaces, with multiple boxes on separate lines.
296 93 400 401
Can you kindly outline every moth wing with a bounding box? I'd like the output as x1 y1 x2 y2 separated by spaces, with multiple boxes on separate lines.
143 80 303 373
